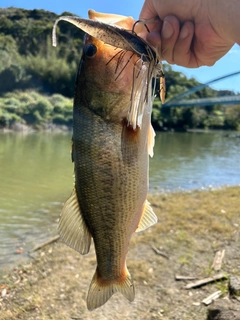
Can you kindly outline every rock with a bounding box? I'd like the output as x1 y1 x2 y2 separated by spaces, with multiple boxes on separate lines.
10 122 30 132
225 134 240 138
207 299 240 320
229 276 240 297
43 123 69 132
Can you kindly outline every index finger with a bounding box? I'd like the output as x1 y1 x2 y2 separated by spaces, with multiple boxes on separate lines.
139 0 163 38
139 0 158 20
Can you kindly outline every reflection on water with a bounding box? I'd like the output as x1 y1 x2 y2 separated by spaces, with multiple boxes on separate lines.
0 132 73 268
0 131 239 268
150 132 240 191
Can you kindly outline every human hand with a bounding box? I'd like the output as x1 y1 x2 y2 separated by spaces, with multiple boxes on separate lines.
139 0 236 68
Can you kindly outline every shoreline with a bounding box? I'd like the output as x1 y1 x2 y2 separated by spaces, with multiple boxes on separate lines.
1 186 240 319
0 185 239 272
1 122 240 135
0 122 72 134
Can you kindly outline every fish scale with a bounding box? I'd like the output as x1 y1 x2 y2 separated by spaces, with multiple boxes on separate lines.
55 10 159 311
73 95 150 305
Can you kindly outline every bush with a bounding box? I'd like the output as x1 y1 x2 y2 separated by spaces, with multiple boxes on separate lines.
0 91 73 129
0 108 22 128
224 105 240 130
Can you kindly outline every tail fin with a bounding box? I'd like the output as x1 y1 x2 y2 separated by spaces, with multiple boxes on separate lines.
87 268 135 311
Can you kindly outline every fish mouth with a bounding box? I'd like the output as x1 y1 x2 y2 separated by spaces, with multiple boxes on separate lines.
52 12 164 129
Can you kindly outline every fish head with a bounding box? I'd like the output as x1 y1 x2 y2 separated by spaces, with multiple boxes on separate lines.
79 11 147 120
81 10 144 93
53 10 160 128
81 33 139 94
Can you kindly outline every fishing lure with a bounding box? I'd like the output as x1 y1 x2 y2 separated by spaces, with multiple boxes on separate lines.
52 10 165 104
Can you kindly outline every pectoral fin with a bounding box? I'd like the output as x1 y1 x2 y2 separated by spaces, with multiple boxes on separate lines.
136 200 157 232
58 188 91 254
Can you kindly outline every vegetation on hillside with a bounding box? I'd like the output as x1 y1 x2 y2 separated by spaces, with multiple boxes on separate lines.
0 7 239 131
0 91 73 129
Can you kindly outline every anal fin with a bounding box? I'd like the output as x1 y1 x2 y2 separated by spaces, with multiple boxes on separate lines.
136 199 157 232
58 188 91 255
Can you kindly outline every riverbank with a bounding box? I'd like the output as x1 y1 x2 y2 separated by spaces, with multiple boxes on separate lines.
0 122 72 133
0 186 240 319
1 90 240 133
2 122 240 134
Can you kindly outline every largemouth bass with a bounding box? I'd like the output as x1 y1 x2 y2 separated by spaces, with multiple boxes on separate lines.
53 10 162 311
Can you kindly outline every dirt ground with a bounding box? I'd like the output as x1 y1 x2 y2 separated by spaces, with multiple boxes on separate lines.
0 186 240 320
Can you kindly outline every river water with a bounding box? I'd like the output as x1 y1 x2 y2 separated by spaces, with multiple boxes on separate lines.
0 131 239 268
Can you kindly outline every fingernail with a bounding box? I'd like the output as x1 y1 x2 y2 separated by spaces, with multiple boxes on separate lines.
162 20 174 39
179 25 189 39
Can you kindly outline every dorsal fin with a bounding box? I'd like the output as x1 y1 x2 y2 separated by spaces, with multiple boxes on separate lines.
88 9 149 33
88 9 135 29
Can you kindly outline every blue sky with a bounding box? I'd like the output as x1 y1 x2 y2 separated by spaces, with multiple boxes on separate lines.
2 0 240 93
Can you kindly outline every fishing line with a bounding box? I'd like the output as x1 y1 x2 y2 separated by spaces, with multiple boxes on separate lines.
114 52 135 81
115 51 128 73
105 49 129 75
105 49 124 66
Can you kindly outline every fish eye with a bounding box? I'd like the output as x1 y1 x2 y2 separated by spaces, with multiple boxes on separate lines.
84 44 97 58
